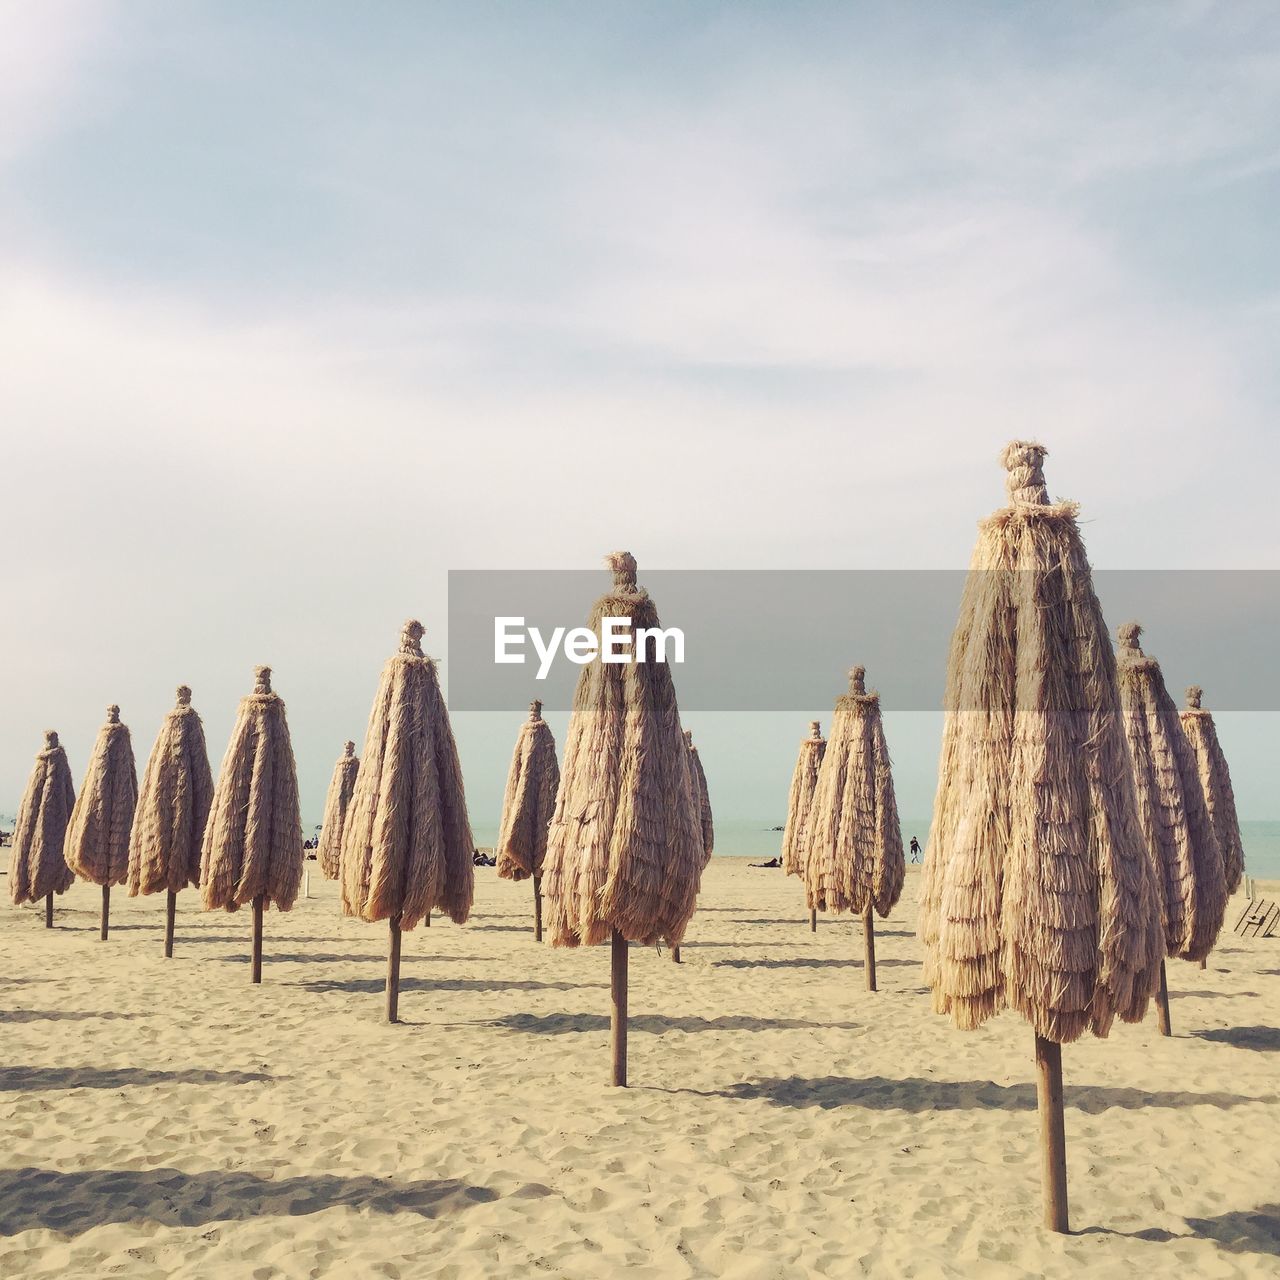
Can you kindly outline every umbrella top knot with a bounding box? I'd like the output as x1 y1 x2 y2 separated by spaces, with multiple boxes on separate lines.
999 440 1050 505
253 665 273 694
848 665 867 694
399 619 425 657
684 728 694 745
106 704 120 724
809 720 822 738
43 730 59 750
175 685 192 706
1117 621 1143 653
528 699 543 721
1185 684 1203 710
343 740 356 757
605 550 638 589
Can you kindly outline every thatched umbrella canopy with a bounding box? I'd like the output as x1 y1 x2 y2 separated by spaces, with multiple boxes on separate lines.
317 741 359 882
542 551 703 1085
9 731 76 925
919 442 1162 1233
496 700 559 941
781 720 825 930
805 667 904 991
201 666 303 983
340 620 475 1022
1117 623 1228 1021
127 686 214 956
65 705 139 941
671 728 713 965
1180 685 1244 897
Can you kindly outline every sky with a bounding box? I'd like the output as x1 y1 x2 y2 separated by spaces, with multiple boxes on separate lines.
3 1 1279 831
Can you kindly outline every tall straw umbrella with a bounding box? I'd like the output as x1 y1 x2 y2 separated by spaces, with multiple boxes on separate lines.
496 700 559 941
340 620 475 1022
781 720 825 931
201 666 304 982
317 741 359 881
1116 623 1228 1030
805 667 904 991
1179 686 1244 898
9 731 76 926
65 705 139 941
542 552 703 1086
671 729 713 963
127 686 214 956
919 442 1162 1233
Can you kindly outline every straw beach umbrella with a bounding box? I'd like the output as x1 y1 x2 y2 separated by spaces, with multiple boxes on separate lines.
65 705 139 941
317 742 359 881
341 620 475 1022
919 442 1162 1233
781 720 825 931
9 731 76 925
496 700 559 941
1179 686 1245 898
542 552 703 1086
1117 624 1228 1030
671 729 713 963
201 667 304 982
805 667 904 991
127 686 214 956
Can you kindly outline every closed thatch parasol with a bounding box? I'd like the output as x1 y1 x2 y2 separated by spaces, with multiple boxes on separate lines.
781 720 825 931
542 552 703 1085
65 705 139 941
201 666 304 983
1117 624 1228 1025
919 442 1162 1232
341 620 475 1022
317 741 359 881
671 728 713 964
127 686 214 956
1180 685 1244 897
496 700 559 941
806 666 904 991
9 731 76 925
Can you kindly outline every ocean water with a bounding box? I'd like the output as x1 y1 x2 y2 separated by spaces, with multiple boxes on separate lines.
474 818 1280 880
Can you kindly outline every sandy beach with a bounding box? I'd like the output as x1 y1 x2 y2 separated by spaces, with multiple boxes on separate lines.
0 860 1275 1277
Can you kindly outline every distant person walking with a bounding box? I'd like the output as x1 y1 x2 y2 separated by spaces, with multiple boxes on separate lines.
909 836 921 863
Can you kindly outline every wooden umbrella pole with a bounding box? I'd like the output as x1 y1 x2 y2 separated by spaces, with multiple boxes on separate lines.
45 892 53 929
611 928 628 1087
1155 959 1172 1036
386 913 403 1023
100 884 110 941
863 905 877 992
1034 1033 1069 1233
1198 957 1207 971
809 907 817 933
672 945 682 964
425 908 431 927
251 894 264 984
164 889 177 958
533 875 543 942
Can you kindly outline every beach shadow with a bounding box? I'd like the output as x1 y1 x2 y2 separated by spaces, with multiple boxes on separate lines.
1191 1026 1280 1052
493 1012 860 1035
1169 990 1259 1000
215 953 381 966
707 1075 1270 1112
0 1011 141 1024
177 935 350 946
297 976 601 996
0 1167 498 1236
0 1066 272 1092
713 957 916 970
1085 1203 1280 1257
468 925 533 934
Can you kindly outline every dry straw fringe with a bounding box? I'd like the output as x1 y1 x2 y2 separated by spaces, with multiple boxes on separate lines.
65 705 139 888
781 721 825 878
542 552 703 948
1180 686 1245 896
1117 627 1228 962
317 741 359 880
8 731 76 904
684 729 714 866
496 701 560 882
200 667 304 912
919 442 1162 1044
341 621 475 930
806 668 904 917
128 686 213 896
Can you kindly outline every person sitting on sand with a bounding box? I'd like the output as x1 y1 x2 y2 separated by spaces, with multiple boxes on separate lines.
749 856 782 868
